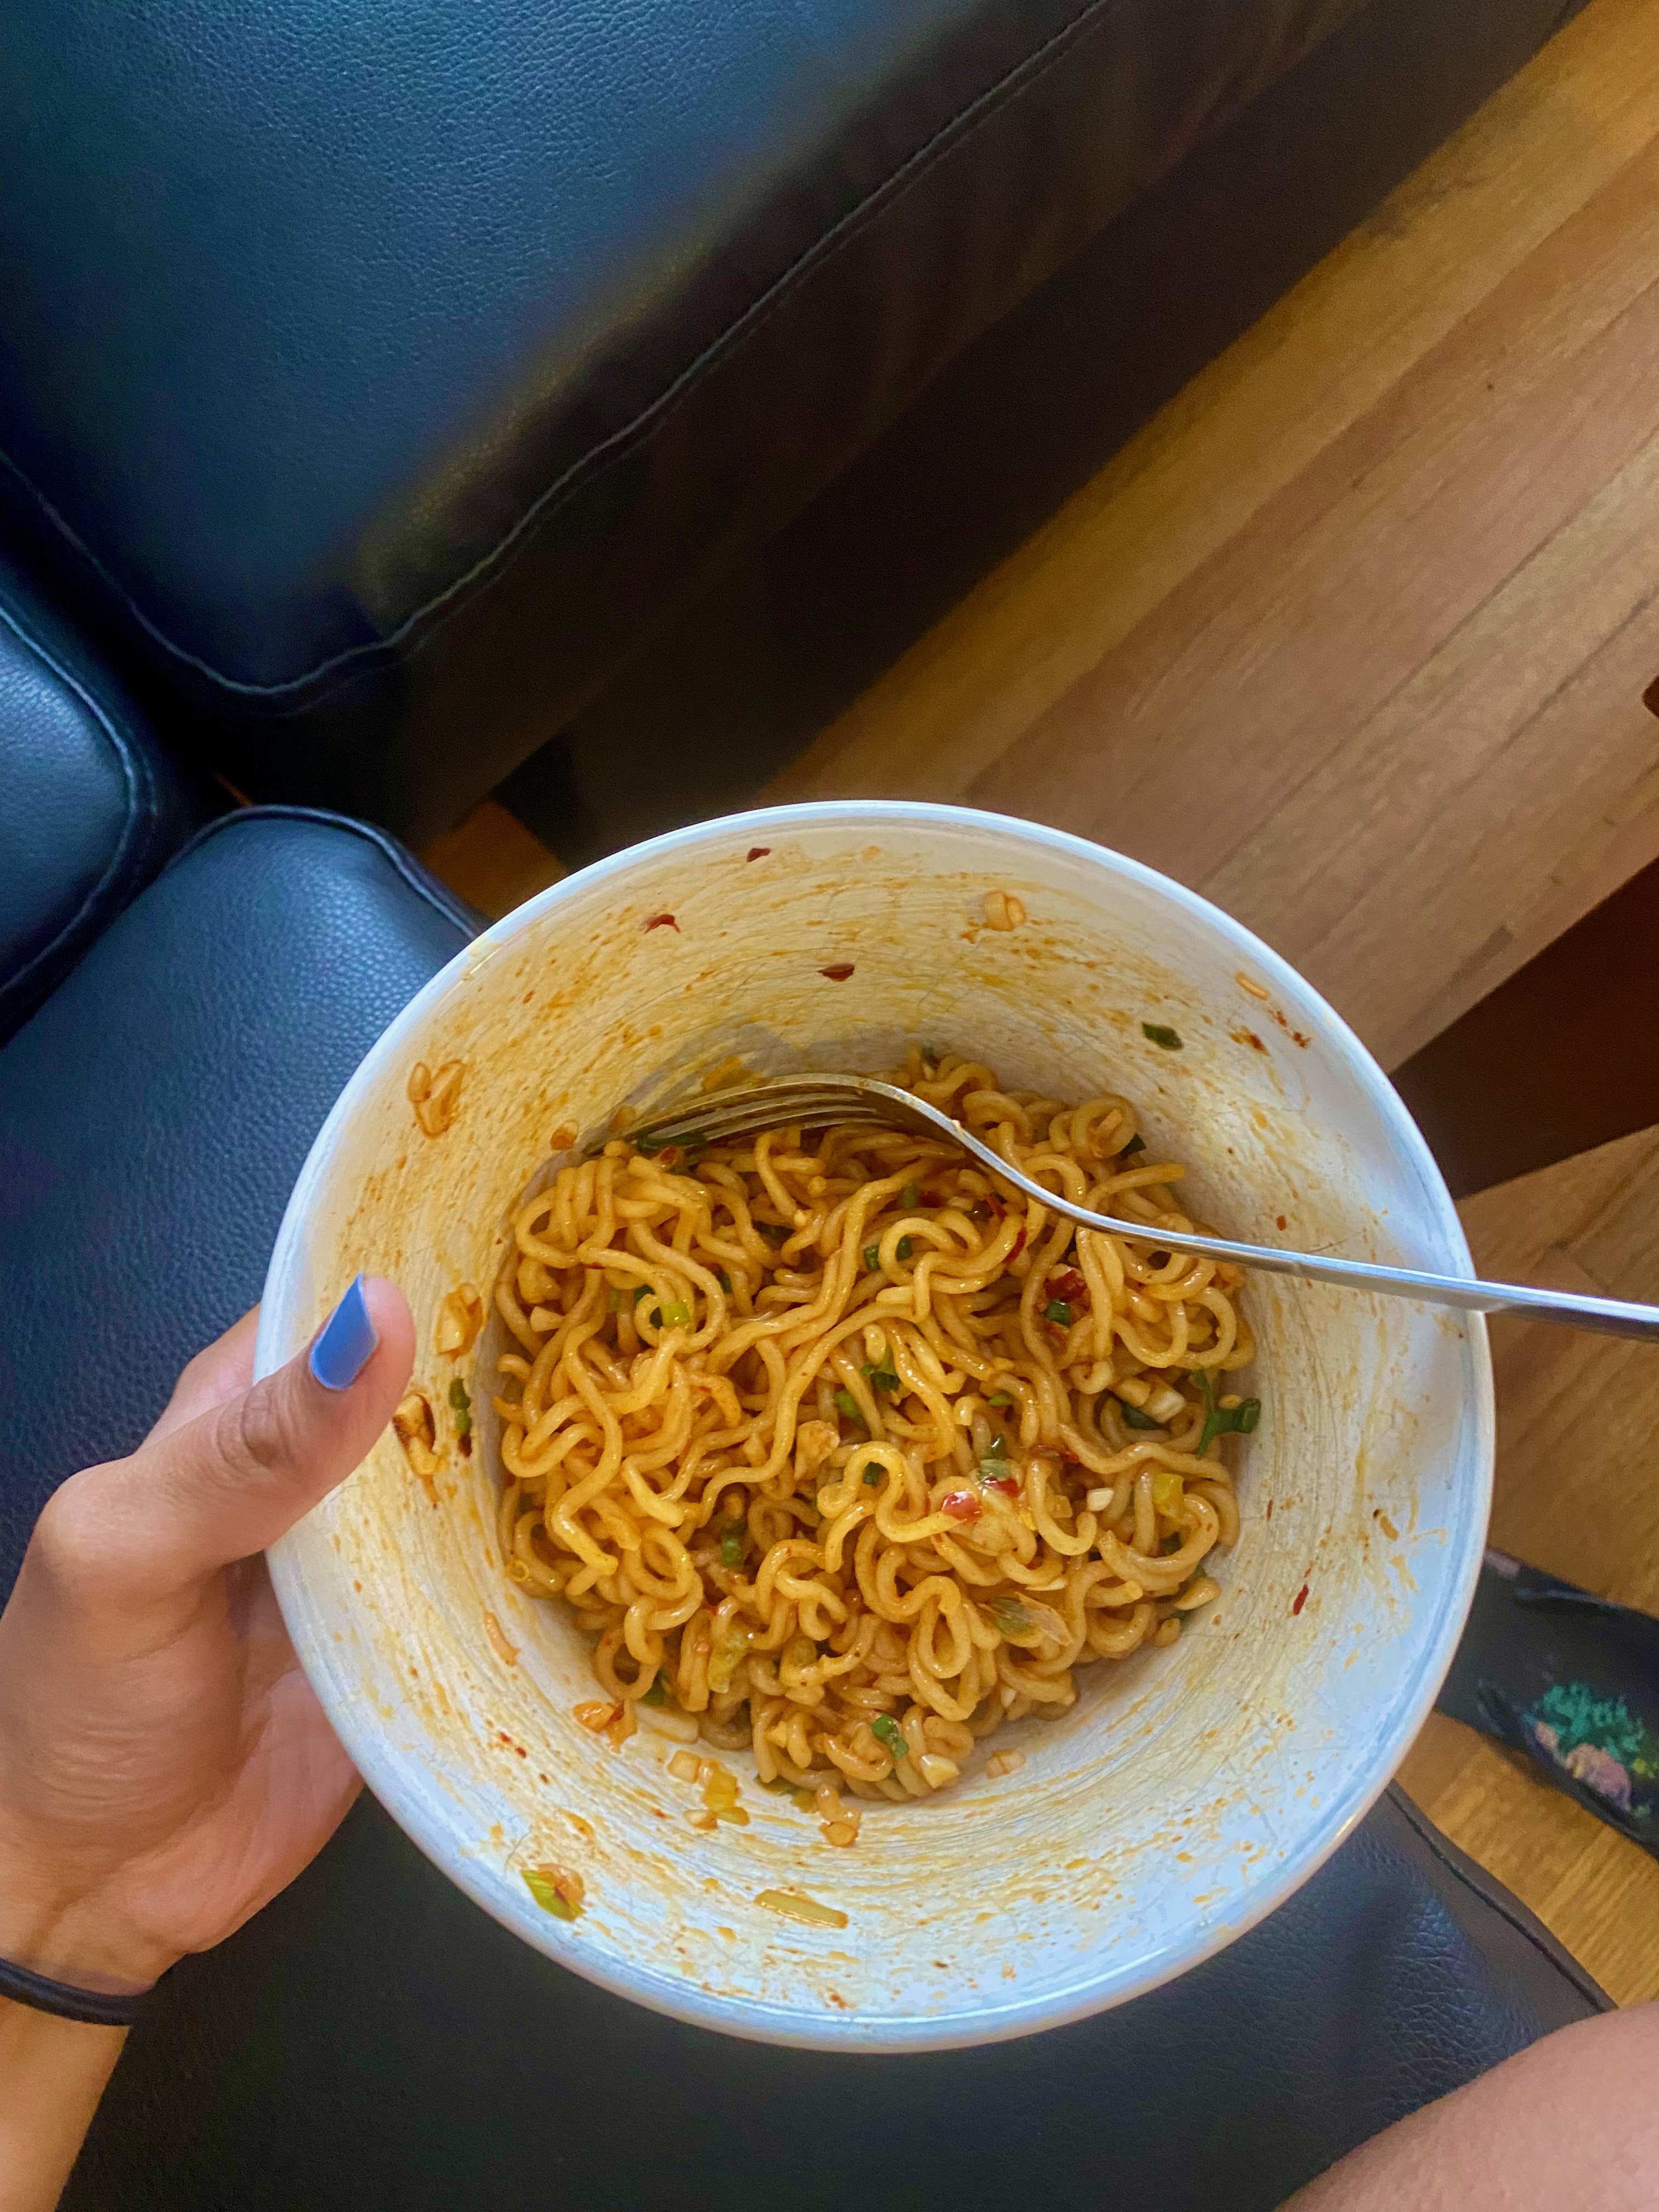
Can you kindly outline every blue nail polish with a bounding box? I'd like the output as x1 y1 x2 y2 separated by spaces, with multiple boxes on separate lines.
309 1275 380 1391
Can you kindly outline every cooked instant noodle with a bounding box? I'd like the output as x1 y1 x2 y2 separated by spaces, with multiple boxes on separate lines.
489 1049 1257 1808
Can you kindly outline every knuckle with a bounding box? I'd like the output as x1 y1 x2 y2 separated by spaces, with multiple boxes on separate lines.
25 1469 121 1598
216 1379 303 1486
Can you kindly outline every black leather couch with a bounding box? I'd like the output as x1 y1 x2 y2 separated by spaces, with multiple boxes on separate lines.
2 0 1587 849
0 0 1611 2202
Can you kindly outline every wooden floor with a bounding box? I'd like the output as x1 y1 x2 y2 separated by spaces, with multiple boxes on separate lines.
430 0 1659 1996
1398 1127 1659 2006
766 0 1659 1076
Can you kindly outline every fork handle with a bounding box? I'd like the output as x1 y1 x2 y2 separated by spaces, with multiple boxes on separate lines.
1021 1178 1659 1344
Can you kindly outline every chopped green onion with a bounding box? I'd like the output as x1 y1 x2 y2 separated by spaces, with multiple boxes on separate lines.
871 1713 907 1762
758 1221 788 1242
834 1387 864 1425
448 1379 471 1412
1044 1299 1073 1326
1120 1402 1163 1431
633 1285 651 1304
1142 1023 1183 1051
608 1286 622 1311
707 1623 751 1694
640 1677 667 1707
896 1235 913 1261
522 1867 579 1920
657 1300 692 1329
862 1464 883 1486
901 1182 919 1208
720 1525 746 1568
988 1391 1013 1407
860 1361 901 1395
986 1595 1032 1636
1120 1133 1146 1156
717 1269 731 1292
863 1243 881 1271
1195 1368 1262 1454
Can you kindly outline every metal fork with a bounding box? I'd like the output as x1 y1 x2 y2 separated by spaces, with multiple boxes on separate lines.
626 1074 1659 1344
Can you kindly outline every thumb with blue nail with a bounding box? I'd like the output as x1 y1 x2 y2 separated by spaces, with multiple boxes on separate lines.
0 1280 412 2207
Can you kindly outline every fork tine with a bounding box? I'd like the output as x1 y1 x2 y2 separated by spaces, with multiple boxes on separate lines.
623 1073 963 1155
630 1080 869 1135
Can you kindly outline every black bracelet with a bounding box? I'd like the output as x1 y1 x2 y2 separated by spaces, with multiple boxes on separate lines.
0 1952 153 2027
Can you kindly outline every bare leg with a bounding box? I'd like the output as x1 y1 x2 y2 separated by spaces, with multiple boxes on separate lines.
1284 2004 1659 2211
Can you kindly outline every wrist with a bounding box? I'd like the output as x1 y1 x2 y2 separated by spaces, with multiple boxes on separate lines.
0 1846 176 1998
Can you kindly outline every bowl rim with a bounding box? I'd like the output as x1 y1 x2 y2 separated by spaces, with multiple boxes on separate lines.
261 798 1493 2050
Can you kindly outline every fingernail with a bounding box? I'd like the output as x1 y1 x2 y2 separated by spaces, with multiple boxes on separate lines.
309 1275 380 1391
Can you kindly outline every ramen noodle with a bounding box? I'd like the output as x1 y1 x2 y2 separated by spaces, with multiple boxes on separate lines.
489 1049 1257 1806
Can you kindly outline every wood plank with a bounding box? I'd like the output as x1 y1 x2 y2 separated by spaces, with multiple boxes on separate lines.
422 800 565 922
1396 1125 1659 2004
1203 430 1659 1069
772 0 1659 806
768 0 1659 1073
959 153 1659 859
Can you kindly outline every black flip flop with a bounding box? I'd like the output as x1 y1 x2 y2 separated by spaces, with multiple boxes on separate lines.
1436 1549 1659 1860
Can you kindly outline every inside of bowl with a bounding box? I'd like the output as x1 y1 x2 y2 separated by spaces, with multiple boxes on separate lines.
263 807 1489 2048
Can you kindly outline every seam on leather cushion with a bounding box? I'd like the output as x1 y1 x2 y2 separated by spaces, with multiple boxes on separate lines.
166 806 484 942
1 0 1157 705
0 588 157 1008
1383 1784 1613 2013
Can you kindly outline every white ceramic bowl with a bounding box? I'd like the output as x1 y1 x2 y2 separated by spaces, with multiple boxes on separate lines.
258 801 1491 2050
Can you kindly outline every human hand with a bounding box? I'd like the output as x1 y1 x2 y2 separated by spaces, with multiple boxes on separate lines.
0 1278 413 1996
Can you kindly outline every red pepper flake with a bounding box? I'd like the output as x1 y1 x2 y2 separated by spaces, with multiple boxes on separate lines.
1008 1226 1026 1261
746 846 771 861
820 962 855 981
981 1474 1020 1498
1048 1268 1087 1302
941 1489 981 1522
644 912 679 933
986 1192 1006 1220
1291 1583 1310 1616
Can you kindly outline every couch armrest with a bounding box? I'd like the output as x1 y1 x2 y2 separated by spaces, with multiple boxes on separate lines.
0 546 205 1041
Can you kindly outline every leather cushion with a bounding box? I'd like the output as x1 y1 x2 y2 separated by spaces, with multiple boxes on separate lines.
0 807 476 1592
0 548 199 1041
0 0 1364 842
66 1783 1605 2211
